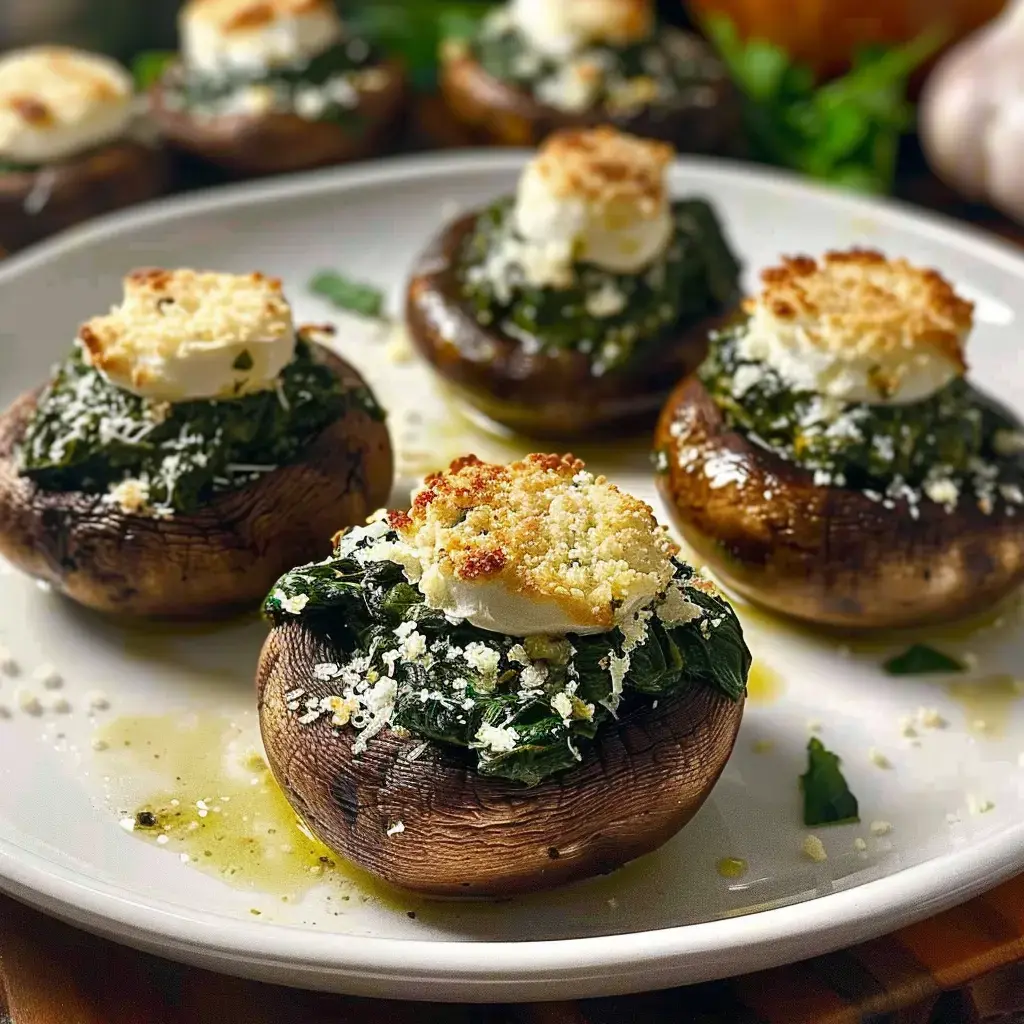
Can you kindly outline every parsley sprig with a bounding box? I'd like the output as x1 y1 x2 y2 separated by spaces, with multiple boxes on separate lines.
703 16 945 194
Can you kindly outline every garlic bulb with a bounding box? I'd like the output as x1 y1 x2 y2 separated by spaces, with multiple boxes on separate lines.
920 0 1024 223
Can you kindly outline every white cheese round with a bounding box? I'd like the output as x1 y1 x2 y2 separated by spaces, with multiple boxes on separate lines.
738 250 974 405
382 453 677 637
510 0 653 58
512 126 674 284
181 0 344 76
78 268 297 402
0 47 133 165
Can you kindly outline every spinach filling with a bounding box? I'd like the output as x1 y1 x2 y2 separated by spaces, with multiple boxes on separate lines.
166 37 380 122
699 324 1024 508
18 338 383 516
469 19 725 113
458 198 740 375
264 525 750 787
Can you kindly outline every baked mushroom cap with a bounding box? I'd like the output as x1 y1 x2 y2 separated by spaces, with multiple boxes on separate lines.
0 141 167 252
438 35 740 151
655 375 1024 629
406 212 730 438
257 616 743 896
150 60 407 176
0 347 392 618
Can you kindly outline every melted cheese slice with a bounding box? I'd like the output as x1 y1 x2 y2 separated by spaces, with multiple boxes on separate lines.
78 268 296 402
380 453 678 636
739 249 974 405
181 0 344 75
0 47 133 164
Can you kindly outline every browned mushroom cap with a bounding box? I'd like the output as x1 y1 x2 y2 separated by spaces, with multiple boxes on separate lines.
438 36 740 151
0 348 392 619
406 211 728 439
150 61 407 177
257 618 744 897
655 376 1024 629
0 141 167 252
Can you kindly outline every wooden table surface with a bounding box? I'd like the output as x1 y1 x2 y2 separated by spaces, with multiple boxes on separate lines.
3 141 1024 1024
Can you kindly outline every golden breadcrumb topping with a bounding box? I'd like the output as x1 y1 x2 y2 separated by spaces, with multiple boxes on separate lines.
184 0 332 31
79 268 292 391
743 249 973 374
532 126 673 216
0 47 129 127
390 454 679 630
561 0 654 47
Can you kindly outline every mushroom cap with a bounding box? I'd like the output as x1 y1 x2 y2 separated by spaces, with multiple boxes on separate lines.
257 617 744 896
405 211 730 438
149 59 407 177
0 347 393 618
0 140 167 252
655 375 1024 629
437 33 740 152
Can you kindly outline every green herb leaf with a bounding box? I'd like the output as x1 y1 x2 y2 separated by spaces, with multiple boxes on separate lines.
884 644 965 676
801 738 860 827
132 51 177 90
308 271 386 320
702 14 945 194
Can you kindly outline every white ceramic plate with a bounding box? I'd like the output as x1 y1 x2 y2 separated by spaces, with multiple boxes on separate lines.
2 152 1024 1003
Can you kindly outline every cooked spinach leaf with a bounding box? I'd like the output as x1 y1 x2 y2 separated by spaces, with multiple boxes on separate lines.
309 270 386 320
19 339 383 515
884 644 965 676
264 531 751 786
801 738 859 827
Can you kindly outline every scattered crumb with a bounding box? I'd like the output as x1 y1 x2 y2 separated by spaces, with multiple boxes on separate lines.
32 664 61 689
917 707 947 729
853 837 868 852
16 689 42 716
869 820 893 837
386 820 406 837
85 690 110 712
897 715 917 738
751 739 775 754
967 795 995 816
806 719 823 733
0 646 17 676
802 835 828 862
868 747 892 769
41 692 70 713
119 817 136 833
156 834 169 846
91 737 108 752
607 897 618 909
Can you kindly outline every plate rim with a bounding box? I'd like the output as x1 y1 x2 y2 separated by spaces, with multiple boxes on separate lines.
2 149 1024 999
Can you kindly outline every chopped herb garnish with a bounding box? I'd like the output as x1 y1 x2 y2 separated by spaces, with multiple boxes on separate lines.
801 737 859 827
884 644 965 676
132 50 177 90
309 271 386 320
232 350 254 371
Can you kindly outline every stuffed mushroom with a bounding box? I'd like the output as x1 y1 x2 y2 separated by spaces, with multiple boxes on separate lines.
258 453 750 896
656 249 1024 629
151 0 407 177
406 126 741 437
437 0 740 152
0 47 166 252
0 268 392 618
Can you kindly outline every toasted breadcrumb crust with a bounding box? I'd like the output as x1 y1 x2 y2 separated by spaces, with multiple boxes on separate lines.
743 249 973 376
0 47 129 128
532 126 673 216
78 268 292 393
392 454 679 629
184 0 333 32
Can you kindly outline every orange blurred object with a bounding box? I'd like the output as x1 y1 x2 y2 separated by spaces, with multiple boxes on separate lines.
685 0 1007 77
